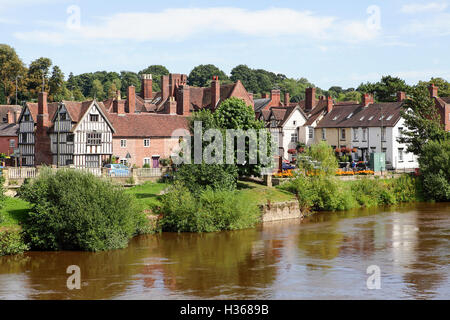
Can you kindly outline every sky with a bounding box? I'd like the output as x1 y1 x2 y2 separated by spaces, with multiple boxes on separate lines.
1 0 449 89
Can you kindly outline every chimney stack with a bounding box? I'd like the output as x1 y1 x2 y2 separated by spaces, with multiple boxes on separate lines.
161 75 169 101
305 87 316 111
14 110 20 123
327 96 333 113
397 91 406 102
362 93 374 107
429 84 438 98
7 110 14 124
165 96 177 115
116 90 121 101
178 85 191 115
262 93 269 99
141 74 153 100
38 91 48 116
35 92 52 165
270 89 281 107
127 86 136 114
211 76 220 110
284 92 290 106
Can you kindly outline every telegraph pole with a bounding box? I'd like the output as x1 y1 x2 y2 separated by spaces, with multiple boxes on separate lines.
15 75 21 105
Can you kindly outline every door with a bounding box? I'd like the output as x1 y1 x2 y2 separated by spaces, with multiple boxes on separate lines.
152 156 160 168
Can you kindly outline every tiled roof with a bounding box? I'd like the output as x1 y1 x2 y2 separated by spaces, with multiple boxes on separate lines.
24 102 59 123
0 123 19 136
254 98 271 112
108 113 189 137
0 105 22 123
441 97 450 104
316 102 404 128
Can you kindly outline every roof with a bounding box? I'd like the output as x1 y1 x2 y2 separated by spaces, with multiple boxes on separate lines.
0 123 19 136
108 113 189 137
254 98 271 112
0 105 22 123
266 106 307 128
316 102 405 128
23 102 58 123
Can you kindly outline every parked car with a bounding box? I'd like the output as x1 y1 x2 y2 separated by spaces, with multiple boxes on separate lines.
282 162 296 170
104 163 130 177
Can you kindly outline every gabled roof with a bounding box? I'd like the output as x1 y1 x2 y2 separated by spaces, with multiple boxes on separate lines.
0 105 22 123
266 106 307 128
108 113 189 137
254 98 271 112
316 102 405 128
21 102 58 123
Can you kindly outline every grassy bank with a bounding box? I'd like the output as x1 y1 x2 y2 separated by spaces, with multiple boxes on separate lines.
0 197 31 229
124 182 169 212
236 181 297 206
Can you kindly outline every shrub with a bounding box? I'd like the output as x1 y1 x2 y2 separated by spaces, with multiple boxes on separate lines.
143 163 151 169
0 229 29 256
175 163 238 193
157 183 260 232
18 168 150 252
0 176 5 210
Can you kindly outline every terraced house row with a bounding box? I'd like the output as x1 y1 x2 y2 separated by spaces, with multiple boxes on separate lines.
0 74 449 171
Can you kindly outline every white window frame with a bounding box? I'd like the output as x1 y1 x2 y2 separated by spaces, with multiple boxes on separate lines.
340 128 346 140
143 158 151 166
308 127 314 139
353 128 358 141
120 139 127 148
9 139 15 148
290 132 298 143
144 139 150 147
362 128 367 141
398 148 404 162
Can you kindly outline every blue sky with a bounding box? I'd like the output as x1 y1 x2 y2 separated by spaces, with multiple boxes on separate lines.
1 0 449 89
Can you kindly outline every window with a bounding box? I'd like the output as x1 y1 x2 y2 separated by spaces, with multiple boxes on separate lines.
359 116 365 121
2 117 7 123
386 115 393 121
340 128 346 140
271 120 277 127
143 158 151 166
308 127 314 139
144 139 150 147
24 115 30 122
59 112 67 121
90 114 99 122
322 128 326 140
87 133 101 146
290 132 298 143
353 128 358 141
9 139 15 148
398 148 404 162
368 116 374 121
21 133 27 143
120 159 128 166
381 127 386 141
293 121 297 125
379 115 384 121
362 128 367 141
332 115 340 121
120 139 127 148
67 134 74 143
382 148 387 154
86 155 99 168
346 112 353 119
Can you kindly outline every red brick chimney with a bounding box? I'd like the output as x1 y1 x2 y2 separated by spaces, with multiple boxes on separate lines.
362 93 374 107
161 75 169 101
127 86 136 114
270 90 281 107
262 93 269 99
397 91 406 102
211 76 220 110
165 97 177 115
178 85 190 115
305 87 316 112
116 90 121 100
141 74 153 100
35 92 52 165
14 110 20 123
327 96 333 113
284 92 290 106
7 110 14 124
114 100 125 114
429 84 438 98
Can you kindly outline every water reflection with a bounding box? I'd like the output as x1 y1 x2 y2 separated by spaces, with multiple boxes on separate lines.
0 203 448 300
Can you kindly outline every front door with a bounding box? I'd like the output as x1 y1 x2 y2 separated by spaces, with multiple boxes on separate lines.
152 156 160 168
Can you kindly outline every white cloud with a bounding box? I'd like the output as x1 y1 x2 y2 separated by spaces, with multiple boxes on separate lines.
13 7 380 45
401 2 448 14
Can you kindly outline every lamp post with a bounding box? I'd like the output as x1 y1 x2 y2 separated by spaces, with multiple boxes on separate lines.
15 75 22 105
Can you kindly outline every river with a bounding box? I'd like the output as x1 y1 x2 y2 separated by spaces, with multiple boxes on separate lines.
0 202 449 300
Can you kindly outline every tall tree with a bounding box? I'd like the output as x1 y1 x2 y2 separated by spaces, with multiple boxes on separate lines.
0 44 26 104
48 65 65 102
120 71 140 94
27 57 52 99
358 76 410 102
417 77 450 97
188 64 229 87
89 79 105 100
398 86 448 156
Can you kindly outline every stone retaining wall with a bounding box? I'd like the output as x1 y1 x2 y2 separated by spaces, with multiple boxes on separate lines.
260 201 303 222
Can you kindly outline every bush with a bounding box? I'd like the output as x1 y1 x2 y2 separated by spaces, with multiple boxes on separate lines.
18 168 150 252
0 229 29 256
0 176 5 210
157 183 260 232
175 163 238 193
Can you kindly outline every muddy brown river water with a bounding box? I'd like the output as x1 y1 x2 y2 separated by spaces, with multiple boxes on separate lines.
0 202 449 300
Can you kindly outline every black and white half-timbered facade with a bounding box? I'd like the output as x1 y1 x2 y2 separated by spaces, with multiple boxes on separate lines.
18 105 36 166
50 100 115 167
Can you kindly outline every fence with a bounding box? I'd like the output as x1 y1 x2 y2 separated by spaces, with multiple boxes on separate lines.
5 166 164 182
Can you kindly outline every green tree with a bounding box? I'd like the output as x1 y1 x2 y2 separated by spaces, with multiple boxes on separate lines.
188 64 229 87
120 71 140 94
417 77 450 97
48 65 65 102
138 65 169 92
398 86 448 156
27 57 52 99
89 79 105 100
0 44 26 104
358 76 410 102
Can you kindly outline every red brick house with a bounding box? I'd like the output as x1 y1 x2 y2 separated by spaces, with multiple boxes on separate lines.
429 84 450 131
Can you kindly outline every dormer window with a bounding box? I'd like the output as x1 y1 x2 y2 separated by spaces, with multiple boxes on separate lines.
332 115 340 121
59 112 67 121
346 112 353 119
379 115 385 121
90 114 99 122
368 116 374 121
359 116 365 121
271 120 277 127
386 115 393 121
24 115 30 122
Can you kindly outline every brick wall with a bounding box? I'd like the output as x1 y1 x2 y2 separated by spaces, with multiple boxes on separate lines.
112 137 180 167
